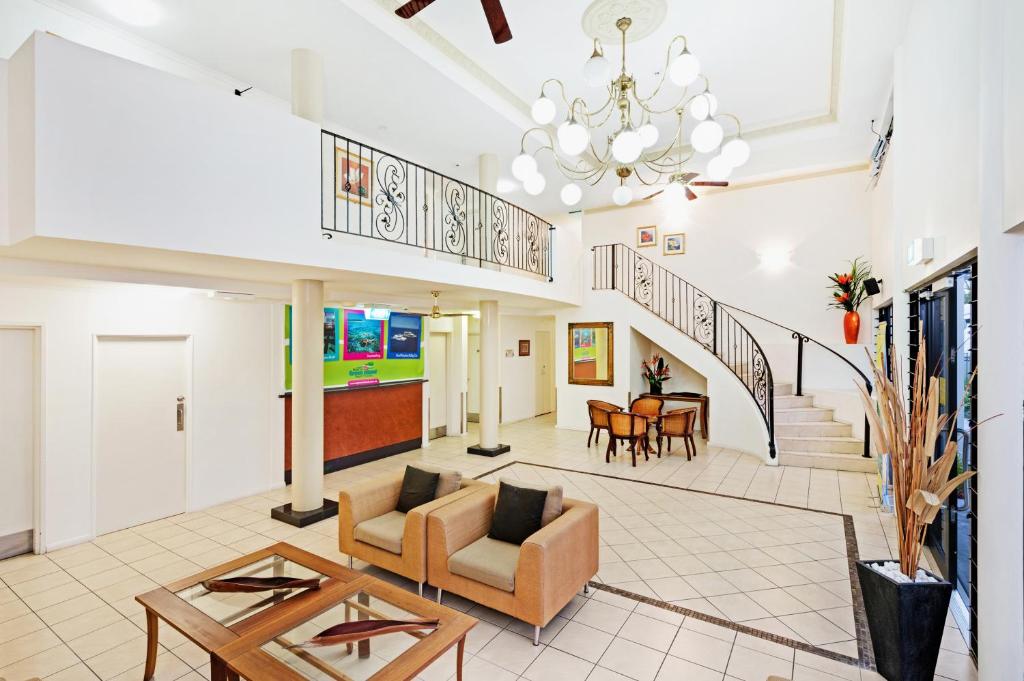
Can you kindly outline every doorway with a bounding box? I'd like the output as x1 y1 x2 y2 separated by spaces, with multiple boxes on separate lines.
535 329 554 416
94 336 189 536
467 334 480 422
0 328 38 558
428 333 448 439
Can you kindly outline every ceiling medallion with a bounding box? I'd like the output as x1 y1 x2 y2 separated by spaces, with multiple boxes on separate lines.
581 0 666 43
512 13 751 207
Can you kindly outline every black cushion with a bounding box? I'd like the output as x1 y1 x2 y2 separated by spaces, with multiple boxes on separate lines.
396 466 440 513
488 481 548 545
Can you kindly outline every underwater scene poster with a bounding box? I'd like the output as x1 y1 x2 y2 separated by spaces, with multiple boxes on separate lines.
343 308 384 360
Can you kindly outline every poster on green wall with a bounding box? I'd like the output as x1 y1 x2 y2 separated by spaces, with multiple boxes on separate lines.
284 306 425 390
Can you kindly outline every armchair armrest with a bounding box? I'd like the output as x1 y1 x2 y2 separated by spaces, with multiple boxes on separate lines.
517 500 599 623
426 486 497 558
338 471 403 544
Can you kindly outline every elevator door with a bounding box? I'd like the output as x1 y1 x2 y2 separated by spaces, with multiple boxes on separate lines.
428 334 448 439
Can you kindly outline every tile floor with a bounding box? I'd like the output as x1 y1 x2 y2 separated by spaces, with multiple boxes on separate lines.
0 415 977 681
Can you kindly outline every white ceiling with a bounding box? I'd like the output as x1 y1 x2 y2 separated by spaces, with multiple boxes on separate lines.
4 0 912 215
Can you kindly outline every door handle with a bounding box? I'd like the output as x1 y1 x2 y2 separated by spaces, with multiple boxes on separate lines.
176 396 185 432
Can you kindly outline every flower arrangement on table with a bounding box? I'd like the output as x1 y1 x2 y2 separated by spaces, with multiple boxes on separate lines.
641 354 671 395
827 256 871 343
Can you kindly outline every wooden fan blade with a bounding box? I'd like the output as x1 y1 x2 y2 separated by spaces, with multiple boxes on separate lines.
480 0 512 43
643 189 665 201
691 181 729 187
679 172 699 183
394 0 436 19
685 187 698 201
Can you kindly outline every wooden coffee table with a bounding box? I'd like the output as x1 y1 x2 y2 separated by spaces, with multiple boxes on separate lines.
135 542 475 681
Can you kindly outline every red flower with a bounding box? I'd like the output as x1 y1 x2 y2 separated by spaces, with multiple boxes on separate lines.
836 273 851 285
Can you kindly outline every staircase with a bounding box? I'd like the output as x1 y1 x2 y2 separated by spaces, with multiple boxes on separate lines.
594 242 877 472
774 384 876 473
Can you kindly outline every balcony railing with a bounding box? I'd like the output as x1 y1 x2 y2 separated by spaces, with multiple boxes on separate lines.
321 130 554 280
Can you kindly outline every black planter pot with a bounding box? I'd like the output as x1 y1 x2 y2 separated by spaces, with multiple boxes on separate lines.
856 560 953 681
648 382 662 395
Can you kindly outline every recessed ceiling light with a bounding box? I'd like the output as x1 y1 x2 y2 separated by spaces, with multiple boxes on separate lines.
98 0 162 26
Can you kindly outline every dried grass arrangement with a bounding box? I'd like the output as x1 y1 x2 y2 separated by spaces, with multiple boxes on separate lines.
858 341 977 579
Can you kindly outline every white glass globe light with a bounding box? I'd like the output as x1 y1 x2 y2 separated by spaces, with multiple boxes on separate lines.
638 122 660 148
662 181 686 203
668 51 700 86
511 153 537 181
560 183 582 206
612 129 644 164
721 138 751 167
557 121 590 156
531 96 556 125
689 92 718 121
612 185 633 206
523 173 546 196
707 155 732 181
691 119 724 153
584 54 611 87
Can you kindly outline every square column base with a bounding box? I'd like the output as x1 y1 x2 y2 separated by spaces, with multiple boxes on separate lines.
467 443 511 457
271 499 339 528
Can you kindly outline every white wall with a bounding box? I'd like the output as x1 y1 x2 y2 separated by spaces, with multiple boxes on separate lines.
628 330 708 400
0 57 8 246
0 275 282 550
499 315 555 424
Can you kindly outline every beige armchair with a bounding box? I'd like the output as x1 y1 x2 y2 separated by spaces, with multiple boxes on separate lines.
426 485 599 644
338 469 485 596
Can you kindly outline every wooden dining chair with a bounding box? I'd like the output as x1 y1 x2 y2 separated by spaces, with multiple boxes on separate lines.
586 400 622 447
657 408 698 460
629 396 663 419
606 411 650 467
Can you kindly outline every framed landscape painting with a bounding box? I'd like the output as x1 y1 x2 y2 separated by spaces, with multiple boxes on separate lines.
637 226 657 248
664 233 686 255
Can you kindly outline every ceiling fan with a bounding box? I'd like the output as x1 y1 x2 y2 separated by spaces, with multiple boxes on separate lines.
643 172 728 202
394 0 512 44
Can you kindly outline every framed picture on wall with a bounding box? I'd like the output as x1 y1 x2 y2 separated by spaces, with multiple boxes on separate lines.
323 308 339 361
335 148 372 207
568 322 614 386
518 339 531 356
663 233 686 255
343 309 384 360
386 312 422 360
637 226 657 248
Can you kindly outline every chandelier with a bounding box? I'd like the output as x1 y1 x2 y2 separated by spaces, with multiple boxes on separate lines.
511 16 751 207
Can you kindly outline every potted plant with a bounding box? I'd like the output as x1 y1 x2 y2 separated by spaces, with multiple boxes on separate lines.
641 354 671 395
827 257 871 343
855 342 978 681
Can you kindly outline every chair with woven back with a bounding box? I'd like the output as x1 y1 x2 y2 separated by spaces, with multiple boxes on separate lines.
606 411 651 467
657 407 699 460
629 396 663 457
586 400 622 447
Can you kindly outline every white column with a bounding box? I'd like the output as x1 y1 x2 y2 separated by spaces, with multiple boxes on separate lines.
291 49 324 123
478 153 499 193
291 280 324 512
478 300 500 450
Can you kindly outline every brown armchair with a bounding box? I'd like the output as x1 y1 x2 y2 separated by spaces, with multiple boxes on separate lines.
426 485 599 645
658 407 699 460
630 396 664 418
586 400 622 446
606 411 651 466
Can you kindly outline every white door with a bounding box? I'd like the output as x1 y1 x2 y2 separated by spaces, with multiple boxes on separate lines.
428 334 448 439
466 334 480 421
95 337 188 535
0 329 36 557
535 330 554 416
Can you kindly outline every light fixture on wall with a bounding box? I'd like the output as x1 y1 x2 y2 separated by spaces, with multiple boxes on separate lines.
430 291 443 319
512 14 750 207
757 247 791 273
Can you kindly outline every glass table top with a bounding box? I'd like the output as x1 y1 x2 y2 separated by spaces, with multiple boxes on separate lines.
174 554 327 626
260 590 438 681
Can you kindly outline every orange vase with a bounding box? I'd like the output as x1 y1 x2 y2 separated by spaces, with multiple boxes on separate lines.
843 310 861 344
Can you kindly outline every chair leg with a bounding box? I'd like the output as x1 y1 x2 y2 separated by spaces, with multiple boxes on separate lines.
605 438 613 463
685 436 694 461
667 436 672 453
587 427 594 447
689 435 697 457
657 434 663 458
436 588 443 604
533 625 540 646
583 583 590 595
595 429 601 444
630 439 637 467
642 436 650 461
348 556 353 569
418 582 423 597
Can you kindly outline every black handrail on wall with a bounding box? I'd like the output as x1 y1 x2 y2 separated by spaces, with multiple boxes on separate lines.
321 130 554 281
717 302 873 459
593 243 777 459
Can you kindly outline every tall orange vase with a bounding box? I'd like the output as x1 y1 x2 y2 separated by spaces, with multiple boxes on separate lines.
843 310 861 344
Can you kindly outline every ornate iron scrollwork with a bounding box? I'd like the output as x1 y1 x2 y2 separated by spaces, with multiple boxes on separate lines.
374 155 407 241
442 179 467 255
693 294 715 349
491 200 510 265
525 216 541 273
634 258 654 307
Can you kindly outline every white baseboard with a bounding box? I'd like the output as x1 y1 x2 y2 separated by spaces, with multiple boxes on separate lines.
42 533 94 553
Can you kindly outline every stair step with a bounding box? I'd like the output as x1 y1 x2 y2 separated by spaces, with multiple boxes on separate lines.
775 407 835 423
776 421 853 437
774 394 814 409
774 382 793 397
778 450 878 473
776 435 865 455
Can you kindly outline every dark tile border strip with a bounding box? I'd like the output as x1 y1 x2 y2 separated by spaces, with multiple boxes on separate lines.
476 460 874 670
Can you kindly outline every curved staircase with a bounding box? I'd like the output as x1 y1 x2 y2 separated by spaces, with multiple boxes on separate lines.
594 243 876 473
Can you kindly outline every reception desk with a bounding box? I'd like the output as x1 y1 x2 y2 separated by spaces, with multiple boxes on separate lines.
281 379 424 482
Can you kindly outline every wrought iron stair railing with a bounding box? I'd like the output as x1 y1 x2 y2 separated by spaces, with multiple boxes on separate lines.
322 130 554 280
593 243 777 458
